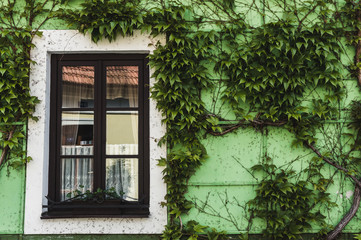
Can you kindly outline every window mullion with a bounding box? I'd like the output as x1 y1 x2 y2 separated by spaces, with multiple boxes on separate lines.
94 60 104 190
100 60 107 189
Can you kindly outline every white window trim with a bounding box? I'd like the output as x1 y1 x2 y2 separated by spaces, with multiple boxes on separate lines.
25 30 167 234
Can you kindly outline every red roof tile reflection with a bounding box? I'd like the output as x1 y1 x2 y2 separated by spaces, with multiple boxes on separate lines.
62 66 138 86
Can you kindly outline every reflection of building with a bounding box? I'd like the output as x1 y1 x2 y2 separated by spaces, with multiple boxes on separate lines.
61 113 93 145
59 65 140 201
62 66 138 108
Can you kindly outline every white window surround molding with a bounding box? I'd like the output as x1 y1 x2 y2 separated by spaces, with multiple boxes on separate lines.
25 30 167 234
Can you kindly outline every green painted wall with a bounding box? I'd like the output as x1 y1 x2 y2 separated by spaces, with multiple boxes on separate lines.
0 124 26 234
0 166 25 234
0 235 161 240
1 0 361 238
184 76 361 234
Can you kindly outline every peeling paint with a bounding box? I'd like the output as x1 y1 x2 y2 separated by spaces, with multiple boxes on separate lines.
335 190 354 199
346 190 354 199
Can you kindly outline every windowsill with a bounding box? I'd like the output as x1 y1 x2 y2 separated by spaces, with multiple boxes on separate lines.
41 212 150 219
41 199 149 219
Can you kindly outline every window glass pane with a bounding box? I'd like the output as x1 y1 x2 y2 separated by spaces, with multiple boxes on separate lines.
106 158 138 201
106 66 138 108
60 158 94 201
106 111 138 155
62 66 94 108
61 111 94 155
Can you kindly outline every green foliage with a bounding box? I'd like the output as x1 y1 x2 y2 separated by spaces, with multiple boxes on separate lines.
162 220 228 240
220 21 342 122
162 224 183 240
148 7 220 233
149 30 217 145
183 221 228 240
184 220 208 240
355 233 361 239
0 0 64 170
205 228 228 240
0 125 31 171
66 187 123 202
2 0 361 239
248 163 332 239
0 31 38 123
59 0 143 43
338 0 361 44
145 5 193 38
349 100 361 131
64 0 361 238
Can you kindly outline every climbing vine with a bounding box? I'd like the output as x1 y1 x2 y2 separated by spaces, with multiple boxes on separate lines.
3 0 361 239
0 0 66 170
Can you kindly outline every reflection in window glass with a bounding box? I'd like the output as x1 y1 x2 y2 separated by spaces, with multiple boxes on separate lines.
106 158 138 201
60 158 94 201
61 111 94 155
106 111 138 155
62 66 95 108
106 66 138 108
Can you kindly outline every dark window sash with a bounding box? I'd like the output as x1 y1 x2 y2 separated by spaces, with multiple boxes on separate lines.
46 54 149 218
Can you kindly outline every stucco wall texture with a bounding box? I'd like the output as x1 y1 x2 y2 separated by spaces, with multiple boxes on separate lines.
25 30 167 235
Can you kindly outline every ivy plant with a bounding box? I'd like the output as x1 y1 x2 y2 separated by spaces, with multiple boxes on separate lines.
0 0 66 170
2 0 361 239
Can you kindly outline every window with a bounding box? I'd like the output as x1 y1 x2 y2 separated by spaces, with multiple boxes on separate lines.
26 30 166 233
43 54 149 218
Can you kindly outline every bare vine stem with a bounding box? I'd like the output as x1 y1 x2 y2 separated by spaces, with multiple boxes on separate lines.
297 2 319 30
326 179 361 240
306 142 361 189
0 112 21 168
305 141 361 239
208 119 287 136
0 126 16 167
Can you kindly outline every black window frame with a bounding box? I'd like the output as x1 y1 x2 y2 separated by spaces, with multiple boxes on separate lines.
42 54 150 218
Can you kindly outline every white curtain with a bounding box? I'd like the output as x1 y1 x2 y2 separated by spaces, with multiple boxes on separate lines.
105 144 138 201
61 145 138 201
61 146 94 201
106 65 138 108
104 66 139 201
60 66 139 202
62 83 94 108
